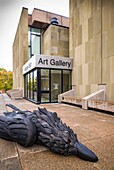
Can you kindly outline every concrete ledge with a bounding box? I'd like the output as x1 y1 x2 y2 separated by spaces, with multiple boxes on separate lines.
7 89 18 95
58 89 76 103
82 90 106 110
58 89 114 113
7 89 23 99
88 100 114 113
11 97 23 100
62 96 82 106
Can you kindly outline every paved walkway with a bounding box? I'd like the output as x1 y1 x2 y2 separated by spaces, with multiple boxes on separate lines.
0 93 114 170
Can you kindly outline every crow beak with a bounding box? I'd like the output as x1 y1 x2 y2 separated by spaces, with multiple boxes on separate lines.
76 141 98 162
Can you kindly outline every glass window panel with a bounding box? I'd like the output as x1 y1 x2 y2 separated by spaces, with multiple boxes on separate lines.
31 35 40 55
41 69 49 103
28 27 31 46
30 72 33 99
27 73 30 98
28 46 31 59
51 70 61 102
29 73 31 99
63 70 71 92
33 70 37 101
41 93 49 103
31 28 41 35
41 69 49 91
24 75 27 98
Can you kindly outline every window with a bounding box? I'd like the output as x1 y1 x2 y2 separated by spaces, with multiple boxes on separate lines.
31 28 41 35
41 69 49 103
24 69 71 103
28 27 41 59
31 35 40 55
33 70 37 101
41 69 49 91
28 47 31 60
28 27 31 46
30 72 33 99
27 73 30 98
24 74 28 98
51 70 61 102
63 70 71 92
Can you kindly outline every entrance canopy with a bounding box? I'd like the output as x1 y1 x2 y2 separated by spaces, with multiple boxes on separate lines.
23 54 73 74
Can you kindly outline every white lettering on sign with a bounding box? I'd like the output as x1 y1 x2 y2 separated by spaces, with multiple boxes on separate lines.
24 62 32 71
23 56 36 74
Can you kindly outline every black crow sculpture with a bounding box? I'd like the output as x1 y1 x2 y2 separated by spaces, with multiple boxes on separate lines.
0 103 98 162
0 110 37 147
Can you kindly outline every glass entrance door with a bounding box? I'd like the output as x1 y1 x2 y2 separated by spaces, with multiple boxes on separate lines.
41 69 50 102
24 68 71 104
40 69 62 103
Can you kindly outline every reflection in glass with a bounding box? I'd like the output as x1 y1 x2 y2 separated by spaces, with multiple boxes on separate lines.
27 74 30 98
41 69 49 103
63 70 71 92
25 75 28 98
30 72 33 99
33 70 37 101
25 68 71 103
41 69 49 91
31 28 41 35
28 27 30 46
28 27 41 59
31 35 40 55
28 47 31 59
41 93 49 103
51 70 61 102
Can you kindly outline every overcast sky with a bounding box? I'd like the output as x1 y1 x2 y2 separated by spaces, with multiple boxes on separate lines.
0 0 69 71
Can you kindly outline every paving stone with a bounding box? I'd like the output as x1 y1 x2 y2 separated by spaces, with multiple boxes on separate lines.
0 139 18 160
0 157 21 170
19 149 98 170
0 93 114 169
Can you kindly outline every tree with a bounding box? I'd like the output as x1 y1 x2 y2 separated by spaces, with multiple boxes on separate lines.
0 68 13 91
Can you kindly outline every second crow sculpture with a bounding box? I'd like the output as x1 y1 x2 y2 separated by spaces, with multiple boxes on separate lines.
0 104 98 162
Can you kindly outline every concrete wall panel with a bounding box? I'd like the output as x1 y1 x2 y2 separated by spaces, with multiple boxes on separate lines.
13 8 28 91
70 0 114 101
42 25 69 57
70 0 102 98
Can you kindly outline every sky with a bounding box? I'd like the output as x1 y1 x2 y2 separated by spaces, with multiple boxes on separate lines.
0 0 69 71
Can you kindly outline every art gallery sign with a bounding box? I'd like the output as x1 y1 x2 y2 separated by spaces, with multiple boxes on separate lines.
23 54 73 74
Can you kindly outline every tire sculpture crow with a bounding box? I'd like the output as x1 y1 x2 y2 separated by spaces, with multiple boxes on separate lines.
0 104 98 162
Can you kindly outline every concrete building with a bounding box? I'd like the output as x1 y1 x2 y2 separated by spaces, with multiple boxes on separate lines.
13 1 114 111
13 8 72 103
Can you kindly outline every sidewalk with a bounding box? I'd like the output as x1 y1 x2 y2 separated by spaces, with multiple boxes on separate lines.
0 93 114 170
